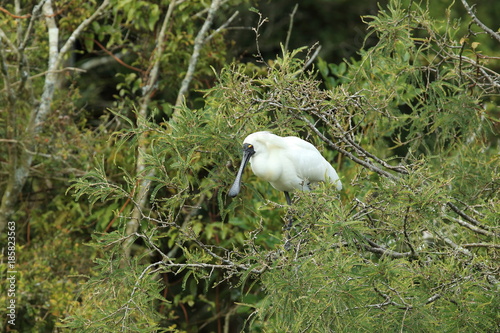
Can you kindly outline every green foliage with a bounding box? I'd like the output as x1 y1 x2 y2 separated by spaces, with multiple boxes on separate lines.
62 233 170 332
0 227 93 332
244 1 500 331
70 24 498 330
70 1 499 329
1 0 498 332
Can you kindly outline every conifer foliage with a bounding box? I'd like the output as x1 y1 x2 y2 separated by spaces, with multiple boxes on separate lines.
1 0 498 331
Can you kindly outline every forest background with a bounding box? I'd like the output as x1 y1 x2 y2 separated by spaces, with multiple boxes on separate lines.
0 0 499 332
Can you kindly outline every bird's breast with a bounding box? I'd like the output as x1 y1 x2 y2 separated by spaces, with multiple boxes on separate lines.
250 154 282 183
250 154 305 192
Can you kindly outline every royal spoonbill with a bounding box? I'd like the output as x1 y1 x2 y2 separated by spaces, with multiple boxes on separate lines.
228 131 342 205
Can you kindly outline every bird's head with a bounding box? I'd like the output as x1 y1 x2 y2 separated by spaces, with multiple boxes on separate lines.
228 142 256 198
228 131 274 198
242 131 275 157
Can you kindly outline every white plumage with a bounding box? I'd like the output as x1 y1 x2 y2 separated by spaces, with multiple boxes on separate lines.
229 131 341 204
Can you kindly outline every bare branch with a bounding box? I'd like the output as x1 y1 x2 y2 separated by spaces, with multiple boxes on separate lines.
54 0 110 70
301 43 322 71
0 5 32 18
0 67 86 94
447 215 498 238
205 10 239 43
424 293 441 305
443 203 498 238
19 0 47 52
435 231 473 257
92 39 144 73
0 40 14 104
251 10 269 66
43 0 58 69
284 3 298 53
140 0 176 103
301 115 401 181
0 28 19 56
125 0 177 257
175 0 222 109
447 202 498 235
336 122 409 174
403 206 417 256
373 287 409 309
462 243 500 249
460 0 500 43
361 240 416 259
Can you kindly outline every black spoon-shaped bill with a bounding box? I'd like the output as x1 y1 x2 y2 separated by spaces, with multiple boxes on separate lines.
228 144 254 197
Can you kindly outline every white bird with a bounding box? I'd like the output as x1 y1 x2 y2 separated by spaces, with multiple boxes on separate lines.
228 131 342 205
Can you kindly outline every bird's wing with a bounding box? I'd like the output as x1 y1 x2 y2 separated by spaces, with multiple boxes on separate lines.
283 136 342 190
283 136 317 151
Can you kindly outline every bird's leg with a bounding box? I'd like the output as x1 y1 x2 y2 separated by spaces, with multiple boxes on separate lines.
283 191 293 250
284 191 293 230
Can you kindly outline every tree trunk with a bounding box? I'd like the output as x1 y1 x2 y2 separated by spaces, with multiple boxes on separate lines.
0 0 109 232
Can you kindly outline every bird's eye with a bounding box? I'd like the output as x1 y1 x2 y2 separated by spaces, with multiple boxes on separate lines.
248 144 253 148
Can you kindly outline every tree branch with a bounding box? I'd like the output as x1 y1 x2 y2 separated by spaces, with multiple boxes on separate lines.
251 96 403 181
174 0 221 110
0 0 56 232
92 39 144 73
124 0 178 258
435 231 473 257
462 243 500 249
361 238 416 259
0 38 14 104
301 43 322 72
54 0 110 70
335 120 409 174
460 0 500 43
140 0 176 103
424 293 441 305
447 215 498 238
0 5 32 18
447 202 498 235
0 0 110 232
301 115 401 181
19 0 48 53
284 4 298 53
205 10 239 43
0 28 19 57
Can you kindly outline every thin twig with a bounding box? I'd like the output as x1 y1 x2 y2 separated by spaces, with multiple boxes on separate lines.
205 10 239 43
0 28 19 56
423 293 441 305
362 238 417 259
93 39 144 73
251 10 269 66
301 44 321 71
403 206 416 256
284 4 298 53
0 5 32 18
